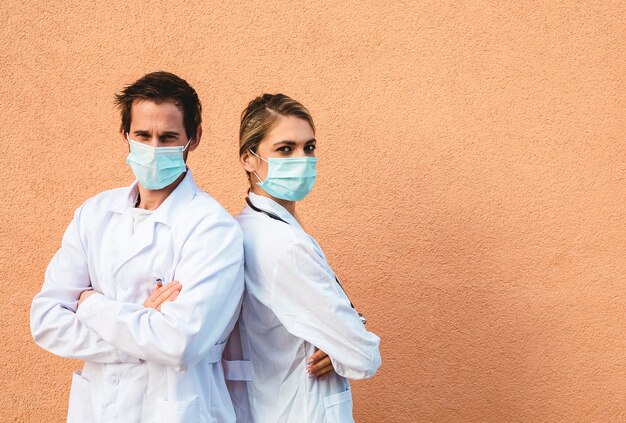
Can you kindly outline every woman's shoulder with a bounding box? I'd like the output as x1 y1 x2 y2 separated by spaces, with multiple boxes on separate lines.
237 207 300 239
236 207 309 258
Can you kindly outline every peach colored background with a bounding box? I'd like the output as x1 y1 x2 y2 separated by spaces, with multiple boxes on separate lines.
1 1 624 422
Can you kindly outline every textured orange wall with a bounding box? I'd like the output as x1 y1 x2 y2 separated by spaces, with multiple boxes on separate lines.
1 1 624 422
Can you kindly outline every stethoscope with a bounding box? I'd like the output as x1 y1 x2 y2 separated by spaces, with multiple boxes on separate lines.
246 197 367 325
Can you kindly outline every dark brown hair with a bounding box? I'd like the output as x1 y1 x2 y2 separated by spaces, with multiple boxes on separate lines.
114 71 202 139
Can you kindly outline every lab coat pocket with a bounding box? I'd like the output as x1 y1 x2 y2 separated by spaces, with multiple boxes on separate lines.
66 371 90 423
155 396 203 423
323 389 354 423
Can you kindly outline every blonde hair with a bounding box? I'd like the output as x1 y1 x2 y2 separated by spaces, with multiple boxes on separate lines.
239 94 315 158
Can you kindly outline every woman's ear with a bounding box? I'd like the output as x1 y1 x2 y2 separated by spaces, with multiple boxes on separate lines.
240 150 257 173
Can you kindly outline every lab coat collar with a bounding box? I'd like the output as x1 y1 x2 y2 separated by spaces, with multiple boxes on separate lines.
109 168 198 227
247 192 330 265
247 192 304 231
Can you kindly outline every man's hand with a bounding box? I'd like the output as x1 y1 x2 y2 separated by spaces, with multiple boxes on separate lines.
143 281 182 311
307 349 335 379
77 290 97 308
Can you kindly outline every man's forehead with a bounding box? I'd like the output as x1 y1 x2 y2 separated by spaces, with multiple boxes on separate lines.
129 100 184 126
130 98 183 111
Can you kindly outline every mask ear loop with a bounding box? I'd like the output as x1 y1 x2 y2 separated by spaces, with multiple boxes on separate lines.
248 149 268 184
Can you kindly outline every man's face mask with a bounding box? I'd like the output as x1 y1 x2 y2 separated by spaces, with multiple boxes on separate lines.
126 136 191 190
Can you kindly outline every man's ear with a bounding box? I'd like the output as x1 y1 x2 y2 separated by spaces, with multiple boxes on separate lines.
189 126 202 151
240 150 257 173
121 129 130 147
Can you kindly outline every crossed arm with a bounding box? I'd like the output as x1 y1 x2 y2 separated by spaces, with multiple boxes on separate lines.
269 239 381 380
78 280 181 312
31 208 244 371
77 279 333 377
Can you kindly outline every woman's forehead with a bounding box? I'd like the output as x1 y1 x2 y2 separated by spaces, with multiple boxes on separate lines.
264 116 315 144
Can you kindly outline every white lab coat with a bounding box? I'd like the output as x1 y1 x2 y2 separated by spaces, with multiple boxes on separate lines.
224 192 381 423
30 170 244 423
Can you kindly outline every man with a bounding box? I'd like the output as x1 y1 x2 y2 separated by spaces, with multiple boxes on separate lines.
30 71 244 422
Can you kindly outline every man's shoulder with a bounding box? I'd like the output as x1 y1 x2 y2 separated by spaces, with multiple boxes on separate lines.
186 189 227 215
76 186 129 217
179 189 239 230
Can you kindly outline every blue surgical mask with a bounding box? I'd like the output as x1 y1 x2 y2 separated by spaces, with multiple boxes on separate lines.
250 150 318 201
126 136 191 190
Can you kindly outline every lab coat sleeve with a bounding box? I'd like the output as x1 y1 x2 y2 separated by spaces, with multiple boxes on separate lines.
75 214 244 371
270 240 381 380
30 207 139 363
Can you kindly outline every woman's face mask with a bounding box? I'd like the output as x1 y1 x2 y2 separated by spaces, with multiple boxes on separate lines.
249 149 318 201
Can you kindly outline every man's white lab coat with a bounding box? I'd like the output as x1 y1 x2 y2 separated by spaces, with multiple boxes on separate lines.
31 170 244 423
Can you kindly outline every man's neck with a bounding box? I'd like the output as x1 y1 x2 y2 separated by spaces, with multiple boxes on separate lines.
136 172 186 210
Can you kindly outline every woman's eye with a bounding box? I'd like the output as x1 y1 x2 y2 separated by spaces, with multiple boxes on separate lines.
305 144 316 152
277 146 292 152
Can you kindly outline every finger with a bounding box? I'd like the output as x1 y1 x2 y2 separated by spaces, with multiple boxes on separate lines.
307 363 332 377
155 290 180 311
154 280 179 294
152 282 181 305
307 349 328 365
147 281 178 303
307 356 332 374
145 282 180 308
314 363 335 378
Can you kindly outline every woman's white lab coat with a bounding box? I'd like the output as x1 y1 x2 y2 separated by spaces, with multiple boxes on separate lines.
30 171 244 423
225 192 381 423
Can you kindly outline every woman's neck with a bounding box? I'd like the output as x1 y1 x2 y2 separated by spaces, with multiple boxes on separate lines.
250 186 298 221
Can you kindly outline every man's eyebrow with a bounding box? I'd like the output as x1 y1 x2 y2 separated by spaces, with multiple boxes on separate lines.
132 130 181 137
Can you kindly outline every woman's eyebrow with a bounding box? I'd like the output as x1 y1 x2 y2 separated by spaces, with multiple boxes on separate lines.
274 138 316 145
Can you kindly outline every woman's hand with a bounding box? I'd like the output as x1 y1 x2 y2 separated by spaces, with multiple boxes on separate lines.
307 349 335 378
143 281 182 311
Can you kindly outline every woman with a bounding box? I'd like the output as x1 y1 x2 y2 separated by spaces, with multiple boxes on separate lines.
225 94 381 423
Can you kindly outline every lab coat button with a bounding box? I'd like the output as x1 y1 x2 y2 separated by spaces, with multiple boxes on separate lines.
109 376 119 386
